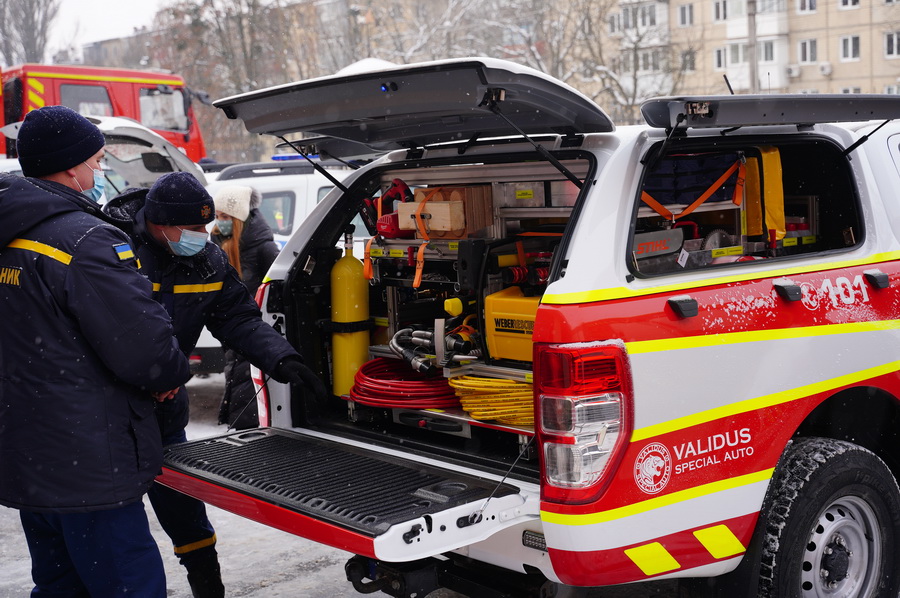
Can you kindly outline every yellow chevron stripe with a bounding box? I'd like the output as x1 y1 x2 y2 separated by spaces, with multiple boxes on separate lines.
27 71 183 87
632 359 900 442
624 542 681 575
26 78 45 93
7 239 72 265
693 525 745 559
26 89 45 109
541 469 773 526
542 251 900 304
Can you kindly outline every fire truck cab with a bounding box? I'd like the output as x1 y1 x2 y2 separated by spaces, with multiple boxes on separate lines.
1 64 207 162
160 58 900 597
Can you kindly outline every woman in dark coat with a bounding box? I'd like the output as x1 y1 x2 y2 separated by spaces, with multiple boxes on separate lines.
211 185 281 428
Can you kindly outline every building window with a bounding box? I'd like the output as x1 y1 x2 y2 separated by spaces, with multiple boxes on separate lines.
885 85 900 94
758 0 786 12
714 0 728 21
609 14 619 33
839 0 859 8
714 47 727 69
730 43 748 64
841 35 860 60
679 4 694 26
799 39 817 63
682 49 696 71
760 40 775 62
640 5 657 26
840 86 862 93
798 0 817 12
886 32 900 57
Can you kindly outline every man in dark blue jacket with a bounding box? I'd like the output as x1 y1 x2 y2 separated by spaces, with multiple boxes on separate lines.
105 172 324 598
0 107 191 596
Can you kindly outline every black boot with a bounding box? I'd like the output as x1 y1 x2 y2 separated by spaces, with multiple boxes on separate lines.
184 549 225 598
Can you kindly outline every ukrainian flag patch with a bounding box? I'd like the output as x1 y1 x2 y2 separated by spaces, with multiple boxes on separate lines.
114 243 135 261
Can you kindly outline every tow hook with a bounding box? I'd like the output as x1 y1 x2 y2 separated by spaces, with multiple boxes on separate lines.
345 556 392 594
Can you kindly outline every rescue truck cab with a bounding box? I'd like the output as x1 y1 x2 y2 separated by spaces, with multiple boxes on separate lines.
160 58 900 597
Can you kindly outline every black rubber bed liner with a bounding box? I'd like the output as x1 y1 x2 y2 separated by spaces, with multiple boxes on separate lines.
163 428 519 537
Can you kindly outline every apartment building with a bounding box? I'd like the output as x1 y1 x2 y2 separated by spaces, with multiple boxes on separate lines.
667 0 900 94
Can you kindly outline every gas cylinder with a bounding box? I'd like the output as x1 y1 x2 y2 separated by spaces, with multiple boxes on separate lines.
331 227 369 396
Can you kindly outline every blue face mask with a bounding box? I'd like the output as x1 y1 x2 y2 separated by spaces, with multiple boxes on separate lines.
88 168 106 203
76 163 106 203
216 219 233 237
166 228 208 257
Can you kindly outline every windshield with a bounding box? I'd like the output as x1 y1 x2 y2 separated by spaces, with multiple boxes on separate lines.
139 87 189 131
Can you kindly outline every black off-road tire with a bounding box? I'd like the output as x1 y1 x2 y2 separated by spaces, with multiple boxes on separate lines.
758 437 900 598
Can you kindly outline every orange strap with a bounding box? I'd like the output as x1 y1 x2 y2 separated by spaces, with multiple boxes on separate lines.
731 161 746 207
515 241 527 268
363 236 377 280
413 241 428 288
642 160 742 221
413 187 443 240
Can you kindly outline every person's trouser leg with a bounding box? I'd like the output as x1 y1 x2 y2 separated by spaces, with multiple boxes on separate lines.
150 429 224 598
20 501 165 598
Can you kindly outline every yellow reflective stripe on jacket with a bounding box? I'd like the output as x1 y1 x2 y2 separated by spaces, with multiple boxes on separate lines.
7 238 73 265
150 282 224 293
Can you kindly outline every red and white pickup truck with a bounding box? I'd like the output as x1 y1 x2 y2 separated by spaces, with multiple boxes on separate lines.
161 58 900 598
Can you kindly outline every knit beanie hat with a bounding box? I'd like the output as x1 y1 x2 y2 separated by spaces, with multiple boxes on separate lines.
212 185 252 221
145 172 215 225
16 106 105 177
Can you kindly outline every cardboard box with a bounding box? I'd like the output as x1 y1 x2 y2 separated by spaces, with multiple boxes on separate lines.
398 185 493 239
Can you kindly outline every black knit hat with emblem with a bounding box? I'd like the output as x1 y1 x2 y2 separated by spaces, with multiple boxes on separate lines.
145 172 214 225
16 106 105 177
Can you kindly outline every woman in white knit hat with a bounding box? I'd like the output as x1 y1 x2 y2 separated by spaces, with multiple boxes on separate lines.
211 185 281 428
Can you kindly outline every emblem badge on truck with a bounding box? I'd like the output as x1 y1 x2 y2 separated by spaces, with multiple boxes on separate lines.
634 442 672 494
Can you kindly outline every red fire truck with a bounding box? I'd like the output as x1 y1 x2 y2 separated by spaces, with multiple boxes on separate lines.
0 63 207 162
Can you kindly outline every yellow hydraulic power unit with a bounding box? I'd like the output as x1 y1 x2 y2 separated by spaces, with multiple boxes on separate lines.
484 286 540 362
331 231 369 396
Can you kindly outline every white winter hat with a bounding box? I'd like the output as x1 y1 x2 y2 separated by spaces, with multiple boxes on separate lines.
213 185 252 221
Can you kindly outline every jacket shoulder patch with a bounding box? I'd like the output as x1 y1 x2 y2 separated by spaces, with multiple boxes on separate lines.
113 243 135 261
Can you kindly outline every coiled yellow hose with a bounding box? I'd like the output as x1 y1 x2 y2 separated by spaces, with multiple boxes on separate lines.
449 376 534 426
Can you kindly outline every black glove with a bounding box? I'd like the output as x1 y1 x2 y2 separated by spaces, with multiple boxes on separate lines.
271 356 328 401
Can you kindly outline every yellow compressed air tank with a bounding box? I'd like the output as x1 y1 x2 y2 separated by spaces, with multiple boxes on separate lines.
331 235 369 396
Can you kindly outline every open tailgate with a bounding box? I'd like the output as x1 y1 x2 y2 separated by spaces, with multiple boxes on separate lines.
160 428 538 561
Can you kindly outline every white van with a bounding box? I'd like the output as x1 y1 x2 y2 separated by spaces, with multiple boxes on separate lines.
205 159 351 249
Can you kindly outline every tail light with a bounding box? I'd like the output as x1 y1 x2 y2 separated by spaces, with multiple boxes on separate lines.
535 342 633 505
254 281 268 308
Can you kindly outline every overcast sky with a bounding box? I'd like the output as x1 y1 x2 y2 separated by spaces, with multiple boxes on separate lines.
50 0 165 55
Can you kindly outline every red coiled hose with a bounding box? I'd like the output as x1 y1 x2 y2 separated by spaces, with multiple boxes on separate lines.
349 358 459 409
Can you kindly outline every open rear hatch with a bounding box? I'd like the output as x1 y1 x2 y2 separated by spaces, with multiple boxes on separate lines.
214 56 613 153
160 428 537 560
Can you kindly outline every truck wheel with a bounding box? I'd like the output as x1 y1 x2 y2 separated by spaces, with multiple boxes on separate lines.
759 437 900 598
